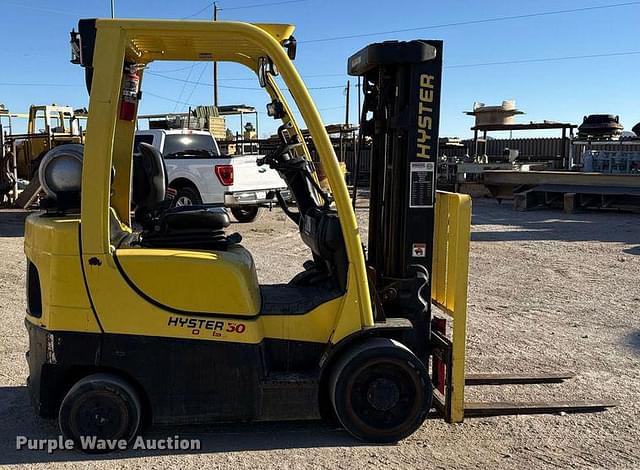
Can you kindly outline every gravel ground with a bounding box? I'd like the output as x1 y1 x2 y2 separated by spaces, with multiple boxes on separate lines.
0 199 638 469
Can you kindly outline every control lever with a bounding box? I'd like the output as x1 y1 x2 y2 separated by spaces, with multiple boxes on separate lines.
257 142 304 167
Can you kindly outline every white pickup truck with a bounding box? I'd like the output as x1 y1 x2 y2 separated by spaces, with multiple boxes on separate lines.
134 129 288 222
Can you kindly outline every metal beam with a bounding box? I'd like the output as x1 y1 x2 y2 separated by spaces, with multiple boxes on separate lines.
483 170 640 188
471 122 577 132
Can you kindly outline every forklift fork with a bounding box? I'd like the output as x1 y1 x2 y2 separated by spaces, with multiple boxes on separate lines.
429 192 616 421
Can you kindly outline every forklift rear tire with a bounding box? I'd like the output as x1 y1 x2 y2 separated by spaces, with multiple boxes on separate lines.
230 205 263 223
329 338 431 443
58 373 142 453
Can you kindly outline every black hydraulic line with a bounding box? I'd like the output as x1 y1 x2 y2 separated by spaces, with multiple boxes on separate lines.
275 189 300 224
304 169 332 209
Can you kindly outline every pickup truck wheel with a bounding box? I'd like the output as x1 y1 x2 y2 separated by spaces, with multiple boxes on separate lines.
230 205 263 223
174 186 202 206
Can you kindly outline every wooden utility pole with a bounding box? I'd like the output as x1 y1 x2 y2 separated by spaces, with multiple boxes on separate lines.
338 80 351 163
213 3 219 107
345 80 350 126
357 76 361 121
355 76 361 172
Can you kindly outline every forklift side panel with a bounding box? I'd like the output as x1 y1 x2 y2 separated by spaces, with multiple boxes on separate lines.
24 215 99 332
114 246 261 316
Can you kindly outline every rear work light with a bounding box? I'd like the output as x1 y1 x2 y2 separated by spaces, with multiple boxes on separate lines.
214 164 234 186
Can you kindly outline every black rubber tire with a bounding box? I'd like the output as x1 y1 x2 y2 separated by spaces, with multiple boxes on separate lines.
230 205 263 223
329 338 431 443
58 373 141 453
174 186 202 207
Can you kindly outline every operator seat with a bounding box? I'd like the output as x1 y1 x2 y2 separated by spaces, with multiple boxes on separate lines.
132 142 239 250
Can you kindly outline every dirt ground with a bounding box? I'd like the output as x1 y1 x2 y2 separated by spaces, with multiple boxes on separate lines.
0 199 638 469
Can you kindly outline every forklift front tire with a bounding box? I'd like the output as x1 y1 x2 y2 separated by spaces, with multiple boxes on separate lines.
329 338 431 443
58 373 142 453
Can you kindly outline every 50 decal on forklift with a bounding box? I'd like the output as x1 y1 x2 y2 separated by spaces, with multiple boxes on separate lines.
167 316 246 337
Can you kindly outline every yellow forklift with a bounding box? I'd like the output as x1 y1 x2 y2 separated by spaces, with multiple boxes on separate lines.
24 18 611 451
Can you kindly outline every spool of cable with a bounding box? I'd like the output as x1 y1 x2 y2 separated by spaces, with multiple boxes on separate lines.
38 144 84 199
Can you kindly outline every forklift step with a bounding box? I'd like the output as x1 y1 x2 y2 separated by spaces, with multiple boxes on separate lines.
465 372 576 386
260 372 319 421
464 400 617 417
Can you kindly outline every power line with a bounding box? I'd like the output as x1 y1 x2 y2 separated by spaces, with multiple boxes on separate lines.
307 85 347 90
172 64 197 112
298 72 347 79
183 0 308 18
1 1 81 16
146 71 347 81
221 0 309 11
445 50 640 69
182 1 216 19
298 50 640 76
0 50 50 58
144 91 197 107
251 51 640 77
3 49 638 92
183 63 210 109
149 65 199 73
146 71 345 90
300 1 640 44
0 82 76 87
146 71 262 90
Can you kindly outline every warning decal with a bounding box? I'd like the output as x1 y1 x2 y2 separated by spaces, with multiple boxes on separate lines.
409 161 435 208
412 243 427 258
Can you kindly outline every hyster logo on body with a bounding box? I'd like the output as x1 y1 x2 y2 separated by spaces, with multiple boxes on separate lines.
417 74 435 159
167 317 246 337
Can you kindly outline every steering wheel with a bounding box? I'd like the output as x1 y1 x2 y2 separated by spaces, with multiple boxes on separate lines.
257 141 304 168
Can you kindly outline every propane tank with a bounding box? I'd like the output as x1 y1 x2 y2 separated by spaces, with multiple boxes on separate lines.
38 144 84 199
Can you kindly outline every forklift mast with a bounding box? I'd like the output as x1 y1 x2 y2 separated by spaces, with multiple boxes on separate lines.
349 40 443 358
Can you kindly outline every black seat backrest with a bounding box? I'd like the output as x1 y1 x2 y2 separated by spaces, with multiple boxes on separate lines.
132 142 167 212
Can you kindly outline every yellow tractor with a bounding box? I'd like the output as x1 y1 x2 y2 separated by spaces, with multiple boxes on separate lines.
24 18 475 448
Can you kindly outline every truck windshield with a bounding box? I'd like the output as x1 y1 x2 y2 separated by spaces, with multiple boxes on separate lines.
163 134 219 158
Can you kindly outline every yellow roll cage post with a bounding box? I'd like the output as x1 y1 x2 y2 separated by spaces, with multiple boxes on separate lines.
78 19 373 341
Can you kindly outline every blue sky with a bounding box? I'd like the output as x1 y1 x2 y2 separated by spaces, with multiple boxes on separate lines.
1 0 639 138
